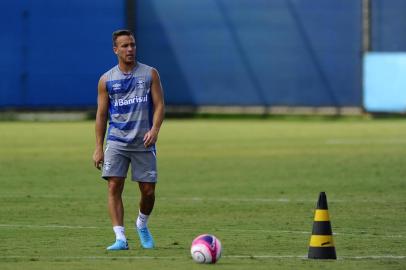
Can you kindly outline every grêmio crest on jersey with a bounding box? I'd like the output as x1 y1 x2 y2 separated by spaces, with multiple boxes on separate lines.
136 77 146 89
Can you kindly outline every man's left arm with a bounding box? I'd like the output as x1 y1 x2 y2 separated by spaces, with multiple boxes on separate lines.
144 68 165 148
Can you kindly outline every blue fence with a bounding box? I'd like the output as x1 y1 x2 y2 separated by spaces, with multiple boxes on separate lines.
137 0 362 107
1 1 405 110
372 0 406 51
0 0 124 108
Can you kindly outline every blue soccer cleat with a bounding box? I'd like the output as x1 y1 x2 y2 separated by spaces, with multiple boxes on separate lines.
106 239 129 251
137 227 155 249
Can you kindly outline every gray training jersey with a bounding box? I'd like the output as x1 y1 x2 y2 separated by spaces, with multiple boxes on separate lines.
104 62 155 151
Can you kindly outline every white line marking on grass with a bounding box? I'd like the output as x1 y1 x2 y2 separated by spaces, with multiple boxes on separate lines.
225 255 406 260
0 255 184 260
1 224 404 239
0 224 406 238
224 255 306 259
159 197 292 202
1 194 403 204
158 197 405 204
1 255 405 261
0 224 101 229
159 197 328 203
342 255 406 260
160 197 297 203
326 139 406 145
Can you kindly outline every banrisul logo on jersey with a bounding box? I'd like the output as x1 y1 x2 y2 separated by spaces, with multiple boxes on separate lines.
114 95 148 107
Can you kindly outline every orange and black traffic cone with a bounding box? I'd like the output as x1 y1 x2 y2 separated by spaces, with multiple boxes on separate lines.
308 192 337 259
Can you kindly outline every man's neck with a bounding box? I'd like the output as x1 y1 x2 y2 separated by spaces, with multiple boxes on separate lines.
118 61 137 74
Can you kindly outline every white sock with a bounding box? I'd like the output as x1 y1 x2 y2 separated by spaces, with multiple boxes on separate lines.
113 226 126 241
136 211 150 229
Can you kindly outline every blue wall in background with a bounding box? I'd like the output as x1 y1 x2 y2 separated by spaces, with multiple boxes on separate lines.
0 0 124 108
0 1 24 107
136 0 362 107
1 0 406 109
372 0 406 51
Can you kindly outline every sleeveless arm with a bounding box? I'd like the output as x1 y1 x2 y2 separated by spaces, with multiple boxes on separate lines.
143 68 165 148
93 75 109 169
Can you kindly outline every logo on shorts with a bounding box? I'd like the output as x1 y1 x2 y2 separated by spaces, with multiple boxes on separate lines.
148 171 157 178
103 161 112 171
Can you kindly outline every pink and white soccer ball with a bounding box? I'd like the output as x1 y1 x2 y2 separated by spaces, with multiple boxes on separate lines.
190 234 222 264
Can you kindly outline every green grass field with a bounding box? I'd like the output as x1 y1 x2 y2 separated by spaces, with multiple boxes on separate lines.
0 119 405 269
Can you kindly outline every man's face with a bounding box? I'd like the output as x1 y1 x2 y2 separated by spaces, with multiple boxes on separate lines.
114 35 136 64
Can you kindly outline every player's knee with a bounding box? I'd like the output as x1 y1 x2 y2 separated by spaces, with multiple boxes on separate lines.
140 186 155 198
108 180 124 195
140 183 155 198
142 188 155 198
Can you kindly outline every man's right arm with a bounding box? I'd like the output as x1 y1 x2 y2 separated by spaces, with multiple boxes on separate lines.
93 75 109 170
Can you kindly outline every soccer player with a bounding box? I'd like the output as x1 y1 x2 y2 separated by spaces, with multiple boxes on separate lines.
92 29 164 250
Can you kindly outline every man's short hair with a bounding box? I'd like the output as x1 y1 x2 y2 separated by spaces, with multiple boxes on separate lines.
112 29 135 46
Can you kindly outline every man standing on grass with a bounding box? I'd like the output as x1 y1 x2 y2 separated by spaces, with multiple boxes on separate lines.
92 29 165 250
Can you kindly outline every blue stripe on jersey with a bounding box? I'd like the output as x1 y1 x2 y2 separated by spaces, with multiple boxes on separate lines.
107 134 156 149
109 120 150 131
107 134 136 144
